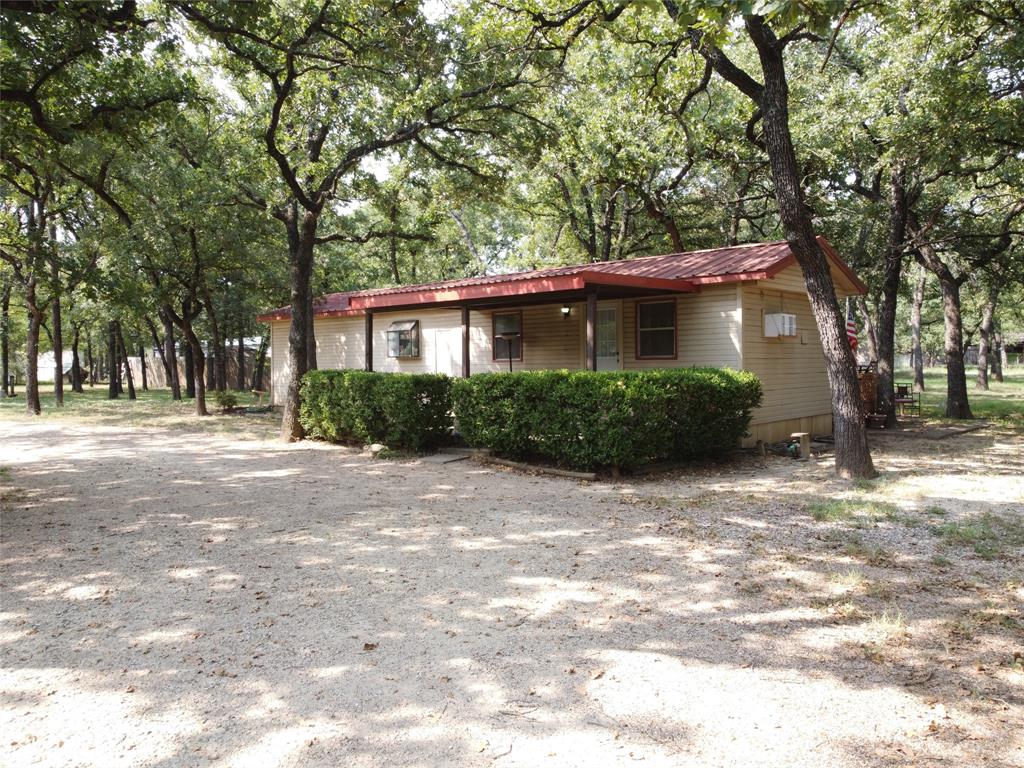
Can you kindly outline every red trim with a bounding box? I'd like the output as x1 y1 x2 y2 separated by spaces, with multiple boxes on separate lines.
492 310 523 362
576 270 695 293
635 298 677 360
689 271 772 286
353 275 586 310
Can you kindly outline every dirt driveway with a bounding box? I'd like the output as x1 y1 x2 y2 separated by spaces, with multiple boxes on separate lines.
1 420 1022 767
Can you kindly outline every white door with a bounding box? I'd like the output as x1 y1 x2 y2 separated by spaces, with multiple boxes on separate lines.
596 304 620 371
432 328 459 376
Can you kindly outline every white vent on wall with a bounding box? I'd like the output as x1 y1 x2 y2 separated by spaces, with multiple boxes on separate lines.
764 312 797 338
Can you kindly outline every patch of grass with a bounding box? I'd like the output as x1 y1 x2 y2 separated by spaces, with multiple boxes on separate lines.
930 554 953 568
842 536 894 566
924 505 948 517
931 513 1024 560
810 499 899 523
895 367 1024 425
0 386 279 439
852 477 876 491
0 465 10 482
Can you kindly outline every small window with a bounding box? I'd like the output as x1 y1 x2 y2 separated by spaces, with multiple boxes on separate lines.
492 312 522 361
637 300 676 359
387 320 420 358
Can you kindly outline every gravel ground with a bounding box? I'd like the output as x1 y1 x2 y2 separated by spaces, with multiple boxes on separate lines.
1 419 1022 768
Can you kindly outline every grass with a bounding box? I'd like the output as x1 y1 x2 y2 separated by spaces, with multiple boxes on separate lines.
0 384 280 439
930 513 1024 560
809 498 899 523
896 367 1024 424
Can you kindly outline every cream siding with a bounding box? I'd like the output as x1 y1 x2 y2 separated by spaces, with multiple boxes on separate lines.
621 285 742 369
469 303 584 373
740 284 832 428
269 321 291 406
267 270 846 445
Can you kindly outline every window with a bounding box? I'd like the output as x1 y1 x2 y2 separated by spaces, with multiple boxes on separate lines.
492 312 523 361
387 320 420 358
636 300 676 359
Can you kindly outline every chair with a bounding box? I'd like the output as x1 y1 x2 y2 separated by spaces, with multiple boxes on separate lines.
894 382 920 417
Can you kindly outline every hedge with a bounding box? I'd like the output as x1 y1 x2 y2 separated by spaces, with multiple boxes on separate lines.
451 368 762 471
299 370 452 451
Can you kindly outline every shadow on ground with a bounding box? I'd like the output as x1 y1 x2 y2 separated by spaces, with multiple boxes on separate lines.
1 420 1021 768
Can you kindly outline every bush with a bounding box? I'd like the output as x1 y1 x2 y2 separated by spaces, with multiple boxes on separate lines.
452 368 761 472
299 370 452 451
213 390 239 411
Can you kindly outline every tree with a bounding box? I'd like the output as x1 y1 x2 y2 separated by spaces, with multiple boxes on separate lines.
174 0 547 440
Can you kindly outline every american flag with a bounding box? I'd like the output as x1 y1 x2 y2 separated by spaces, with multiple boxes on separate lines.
846 299 858 351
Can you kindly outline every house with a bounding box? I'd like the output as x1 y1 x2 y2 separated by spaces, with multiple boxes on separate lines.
257 236 866 445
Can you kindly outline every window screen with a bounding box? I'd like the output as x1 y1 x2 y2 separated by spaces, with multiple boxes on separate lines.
637 301 675 358
492 312 522 361
387 320 420 358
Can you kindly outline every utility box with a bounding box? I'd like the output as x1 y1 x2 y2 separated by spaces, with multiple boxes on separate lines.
764 313 797 338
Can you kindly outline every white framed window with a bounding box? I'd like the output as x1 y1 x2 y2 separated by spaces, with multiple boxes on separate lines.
387 320 420 358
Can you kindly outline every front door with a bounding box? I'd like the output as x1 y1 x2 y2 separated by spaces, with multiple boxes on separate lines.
596 304 620 371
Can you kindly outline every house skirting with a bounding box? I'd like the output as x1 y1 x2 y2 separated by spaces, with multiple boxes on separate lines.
743 413 833 447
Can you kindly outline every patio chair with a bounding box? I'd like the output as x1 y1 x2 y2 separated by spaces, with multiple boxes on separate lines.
895 382 921 417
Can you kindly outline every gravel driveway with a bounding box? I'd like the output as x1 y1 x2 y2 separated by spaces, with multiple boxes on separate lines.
2 420 1021 767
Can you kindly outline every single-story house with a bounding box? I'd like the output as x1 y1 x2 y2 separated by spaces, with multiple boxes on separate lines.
257 236 866 445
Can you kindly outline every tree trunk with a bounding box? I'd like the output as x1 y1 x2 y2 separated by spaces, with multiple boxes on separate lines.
183 340 196 398
184 327 208 416
855 296 879 364
910 264 926 392
24 278 43 415
874 167 907 428
938 276 973 418
252 334 269 391
160 309 182 399
138 344 148 391
71 326 83 393
86 334 95 387
992 329 1005 382
236 330 246 391
280 207 318 440
202 292 227 391
976 289 997 391
1 281 9 398
738 16 875 477
115 322 136 400
107 320 119 400
49 241 63 406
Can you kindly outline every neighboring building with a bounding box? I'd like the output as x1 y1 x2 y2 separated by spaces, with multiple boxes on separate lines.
257 237 866 444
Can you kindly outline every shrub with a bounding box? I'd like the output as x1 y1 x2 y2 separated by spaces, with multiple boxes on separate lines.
299 370 452 451
451 368 762 472
213 390 239 411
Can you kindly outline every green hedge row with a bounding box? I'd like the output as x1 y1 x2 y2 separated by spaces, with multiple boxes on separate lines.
451 368 762 471
299 370 452 451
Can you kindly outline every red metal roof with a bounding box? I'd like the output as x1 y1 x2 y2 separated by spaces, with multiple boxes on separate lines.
257 237 864 322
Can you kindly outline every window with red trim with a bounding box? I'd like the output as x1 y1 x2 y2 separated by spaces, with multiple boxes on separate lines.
636 300 676 359
492 312 523 361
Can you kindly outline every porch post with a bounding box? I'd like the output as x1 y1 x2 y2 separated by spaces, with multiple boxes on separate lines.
461 306 470 378
586 290 598 371
364 311 373 371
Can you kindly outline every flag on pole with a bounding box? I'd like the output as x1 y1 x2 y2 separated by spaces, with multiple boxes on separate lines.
846 298 858 352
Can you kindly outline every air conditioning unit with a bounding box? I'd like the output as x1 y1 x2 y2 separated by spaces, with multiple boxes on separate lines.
764 313 797 338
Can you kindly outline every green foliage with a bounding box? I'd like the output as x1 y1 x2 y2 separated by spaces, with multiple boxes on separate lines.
931 513 1024 560
451 368 762 471
299 370 453 451
809 499 899 523
213 390 238 411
